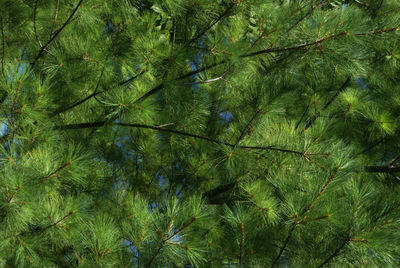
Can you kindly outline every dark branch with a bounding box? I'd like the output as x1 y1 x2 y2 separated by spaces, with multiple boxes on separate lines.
317 236 350 268
187 4 235 45
304 76 351 130
118 70 147 86
33 0 84 64
294 102 310 130
203 182 236 203
242 32 349 58
52 70 145 116
365 165 400 173
133 61 225 104
55 121 306 155
355 138 384 155
234 108 263 146
1 20 4 77
135 27 389 104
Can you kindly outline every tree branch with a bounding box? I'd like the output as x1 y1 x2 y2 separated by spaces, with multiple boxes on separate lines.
243 27 397 59
40 211 75 232
317 236 350 268
52 69 145 116
187 4 235 46
242 31 349 58
41 161 72 183
365 165 400 173
1 20 4 77
270 168 339 267
147 216 198 266
233 108 263 146
355 138 384 156
304 76 351 130
33 0 84 64
239 222 245 267
270 224 295 268
203 182 236 203
56 121 307 156
295 102 310 130
133 61 225 104
302 168 339 216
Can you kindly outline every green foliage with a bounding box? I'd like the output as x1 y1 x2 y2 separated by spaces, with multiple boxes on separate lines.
0 0 399 267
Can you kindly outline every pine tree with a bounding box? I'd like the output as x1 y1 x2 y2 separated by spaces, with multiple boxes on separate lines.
1 0 400 266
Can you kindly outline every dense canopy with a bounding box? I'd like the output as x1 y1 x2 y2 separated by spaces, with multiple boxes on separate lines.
1 0 400 267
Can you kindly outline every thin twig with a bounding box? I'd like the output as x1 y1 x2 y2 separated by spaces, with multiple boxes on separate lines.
33 0 43 48
243 31 349 58
133 61 225 104
147 216 198 266
7 185 21 203
52 68 105 115
239 222 245 267
41 211 75 232
354 0 369 7
355 138 384 156
302 168 339 216
285 1 322 34
41 161 72 183
50 0 60 38
390 155 400 166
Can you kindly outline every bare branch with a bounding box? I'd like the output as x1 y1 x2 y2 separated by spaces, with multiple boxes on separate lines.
184 69 229 85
